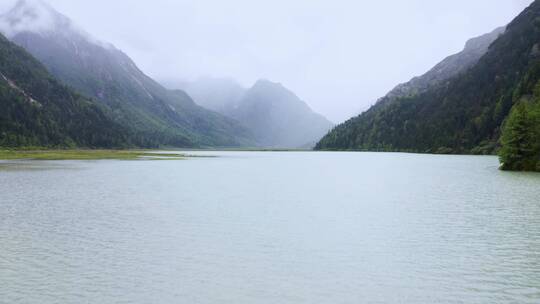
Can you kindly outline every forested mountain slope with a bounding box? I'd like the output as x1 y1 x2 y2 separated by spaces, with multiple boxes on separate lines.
386 27 505 101
0 33 130 147
0 0 254 148
316 3 540 156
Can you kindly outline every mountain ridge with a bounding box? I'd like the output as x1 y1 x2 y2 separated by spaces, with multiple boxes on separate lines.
315 17 528 154
385 26 506 101
0 31 132 147
0 0 255 148
168 77 334 148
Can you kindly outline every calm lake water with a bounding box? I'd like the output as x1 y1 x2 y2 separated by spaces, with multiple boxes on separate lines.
1 151 540 303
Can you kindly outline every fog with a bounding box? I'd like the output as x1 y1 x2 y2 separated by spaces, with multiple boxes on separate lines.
0 0 533 122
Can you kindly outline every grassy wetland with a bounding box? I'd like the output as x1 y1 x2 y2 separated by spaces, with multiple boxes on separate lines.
0 150 186 161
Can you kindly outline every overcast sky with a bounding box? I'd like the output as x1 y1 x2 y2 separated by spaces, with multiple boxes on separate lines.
0 0 534 122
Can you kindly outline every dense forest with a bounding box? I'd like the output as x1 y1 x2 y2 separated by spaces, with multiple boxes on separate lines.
0 33 133 148
316 0 540 171
499 63 540 171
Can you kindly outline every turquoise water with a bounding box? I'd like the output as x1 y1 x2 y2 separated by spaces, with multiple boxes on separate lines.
1 151 539 303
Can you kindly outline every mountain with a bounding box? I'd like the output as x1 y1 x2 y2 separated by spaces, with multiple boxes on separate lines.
232 80 333 148
0 32 131 147
169 78 334 148
164 77 245 116
0 0 254 148
385 27 506 101
317 0 540 171
316 10 538 155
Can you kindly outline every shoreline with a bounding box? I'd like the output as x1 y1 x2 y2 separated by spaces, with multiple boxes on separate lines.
0 150 186 161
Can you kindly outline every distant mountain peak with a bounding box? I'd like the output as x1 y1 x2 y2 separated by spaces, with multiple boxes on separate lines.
167 76 333 148
250 79 295 100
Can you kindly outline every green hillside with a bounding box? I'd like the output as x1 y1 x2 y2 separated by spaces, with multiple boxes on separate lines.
1 0 254 148
0 33 131 148
316 1 540 171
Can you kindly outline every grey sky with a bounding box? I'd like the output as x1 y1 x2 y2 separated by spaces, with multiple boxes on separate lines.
0 0 534 122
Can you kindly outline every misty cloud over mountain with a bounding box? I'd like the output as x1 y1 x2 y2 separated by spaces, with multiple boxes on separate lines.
166 77 333 148
0 0 255 148
0 0 531 122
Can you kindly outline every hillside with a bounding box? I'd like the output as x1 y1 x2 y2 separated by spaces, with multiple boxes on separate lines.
316 1 540 160
0 0 254 148
385 27 505 101
0 32 130 147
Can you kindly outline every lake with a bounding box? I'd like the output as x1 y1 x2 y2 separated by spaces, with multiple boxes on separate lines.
1 151 539 303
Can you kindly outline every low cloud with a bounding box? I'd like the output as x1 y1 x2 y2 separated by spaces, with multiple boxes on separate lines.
0 0 534 122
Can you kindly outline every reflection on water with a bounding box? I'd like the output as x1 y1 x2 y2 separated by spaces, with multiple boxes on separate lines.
0 152 539 303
